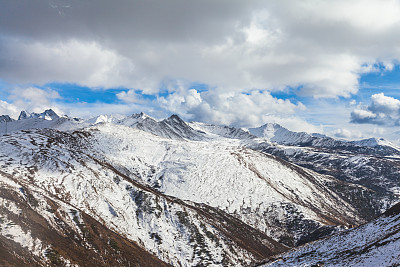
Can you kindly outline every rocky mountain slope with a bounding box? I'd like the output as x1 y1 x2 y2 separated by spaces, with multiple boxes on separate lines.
0 127 290 266
252 136 400 220
1 110 399 266
259 202 400 266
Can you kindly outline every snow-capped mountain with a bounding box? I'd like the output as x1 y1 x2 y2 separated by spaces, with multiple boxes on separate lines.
1 109 400 266
189 121 255 140
0 127 287 266
260 202 400 266
255 139 400 219
248 123 329 146
249 123 304 143
249 122 400 152
18 109 60 121
0 109 82 135
118 113 205 140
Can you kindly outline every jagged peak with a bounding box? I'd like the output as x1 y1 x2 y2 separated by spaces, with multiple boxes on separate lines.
261 122 284 128
43 108 58 116
129 112 155 121
18 109 59 121
18 110 29 120
164 114 186 124
0 114 13 123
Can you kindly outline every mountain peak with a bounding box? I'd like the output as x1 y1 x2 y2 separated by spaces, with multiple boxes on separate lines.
353 137 388 147
249 122 289 141
130 112 153 121
18 109 59 121
165 114 185 123
117 112 203 140
0 115 13 123
41 109 59 120
18 110 29 120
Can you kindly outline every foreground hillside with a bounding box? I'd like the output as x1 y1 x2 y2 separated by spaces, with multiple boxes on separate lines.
0 128 289 266
260 202 400 266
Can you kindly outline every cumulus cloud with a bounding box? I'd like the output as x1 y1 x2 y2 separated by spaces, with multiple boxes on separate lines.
0 38 141 90
369 93 400 115
332 128 364 139
116 90 147 104
333 128 353 139
6 87 64 117
57 102 144 119
0 100 19 118
156 86 304 127
1 0 400 97
350 93 400 125
0 89 150 120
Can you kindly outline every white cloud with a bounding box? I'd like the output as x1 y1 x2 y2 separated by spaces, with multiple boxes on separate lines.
5 87 63 117
0 100 19 119
0 39 142 90
332 128 363 139
157 87 304 127
352 109 377 120
1 0 400 98
57 102 142 119
116 90 146 104
350 93 400 125
370 93 400 114
297 0 400 32
3 0 400 143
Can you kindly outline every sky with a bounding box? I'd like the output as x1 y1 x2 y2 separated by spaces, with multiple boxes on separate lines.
1 0 400 142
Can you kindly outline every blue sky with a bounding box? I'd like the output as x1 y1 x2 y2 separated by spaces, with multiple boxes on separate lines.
1 0 400 142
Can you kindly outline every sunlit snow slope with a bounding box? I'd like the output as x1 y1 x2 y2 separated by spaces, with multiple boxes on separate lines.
0 128 286 266
261 202 400 266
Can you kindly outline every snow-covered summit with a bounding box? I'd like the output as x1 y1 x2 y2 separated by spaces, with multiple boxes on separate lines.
248 122 400 153
118 113 205 140
18 109 60 121
189 121 255 140
86 114 126 125
249 123 318 145
351 137 399 148
0 109 84 134
117 112 155 127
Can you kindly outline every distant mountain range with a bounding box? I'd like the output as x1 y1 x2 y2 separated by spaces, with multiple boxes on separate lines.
0 109 399 266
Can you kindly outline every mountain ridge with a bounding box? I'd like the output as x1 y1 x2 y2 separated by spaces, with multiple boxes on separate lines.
1 109 399 149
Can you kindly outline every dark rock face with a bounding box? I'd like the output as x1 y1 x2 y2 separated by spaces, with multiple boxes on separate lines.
0 187 171 267
383 202 400 217
18 111 29 120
